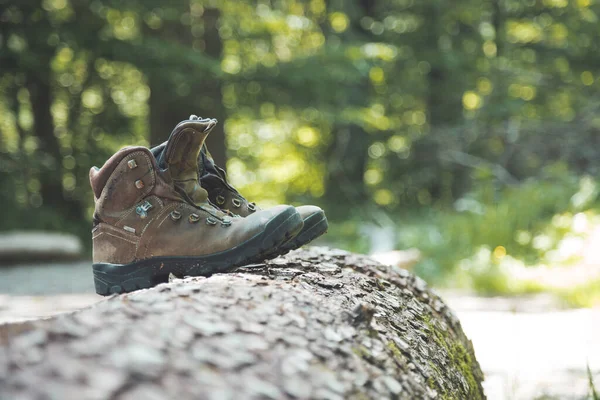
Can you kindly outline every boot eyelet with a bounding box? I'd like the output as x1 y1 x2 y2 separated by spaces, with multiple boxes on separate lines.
170 210 181 221
232 198 242 208
128 159 138 169
248 203 256 212
216 195 225 205
135 179 145 189
136 200 153 218
221 218 232 227
206 217 217 226
189 213 200 223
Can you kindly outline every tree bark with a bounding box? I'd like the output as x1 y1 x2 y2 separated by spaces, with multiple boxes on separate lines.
0 247 485 400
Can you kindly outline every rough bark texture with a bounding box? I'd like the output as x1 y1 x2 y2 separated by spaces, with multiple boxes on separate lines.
0 247 484 400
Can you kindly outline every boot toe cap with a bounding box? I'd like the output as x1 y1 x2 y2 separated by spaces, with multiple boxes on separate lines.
246 205 300 229
295 205 325 221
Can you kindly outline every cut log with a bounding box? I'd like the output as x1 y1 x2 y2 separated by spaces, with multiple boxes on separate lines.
0 247 485 400
0 231 82 263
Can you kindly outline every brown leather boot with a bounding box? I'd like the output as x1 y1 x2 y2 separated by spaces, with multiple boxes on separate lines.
152 115 328 258
199 154 328 257
90 118 303 295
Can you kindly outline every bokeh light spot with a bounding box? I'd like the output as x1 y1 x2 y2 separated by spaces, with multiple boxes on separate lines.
581 71 594 86
462 91 482 110
493 246 507 259
369 67 385 84
329 12 349 33
364 169 383 186
374 189 394 205
296 127 319 148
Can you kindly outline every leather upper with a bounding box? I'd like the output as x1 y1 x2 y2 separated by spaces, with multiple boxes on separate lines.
91 120 290 264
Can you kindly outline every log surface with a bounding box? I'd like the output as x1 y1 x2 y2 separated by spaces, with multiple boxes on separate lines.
0 247 484 400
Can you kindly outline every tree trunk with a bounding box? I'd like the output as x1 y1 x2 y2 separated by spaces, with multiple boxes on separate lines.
0 247 485 400
425 3 463 127
148 79 181 147
198 7 227 169
325 122 371 218
146 11 193 147
27 71 80 217
323 0 373 216
492 0 504 58
147 5 227 169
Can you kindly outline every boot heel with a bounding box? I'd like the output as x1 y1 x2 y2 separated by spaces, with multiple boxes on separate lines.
92 262 161 295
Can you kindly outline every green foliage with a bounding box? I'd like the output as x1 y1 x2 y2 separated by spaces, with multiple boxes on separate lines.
399 168 600 293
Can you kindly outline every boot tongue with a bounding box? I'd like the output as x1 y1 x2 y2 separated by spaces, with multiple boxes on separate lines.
161 117 217 205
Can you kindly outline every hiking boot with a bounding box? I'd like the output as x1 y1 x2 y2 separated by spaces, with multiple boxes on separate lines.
200 151 328 256
90 118 303 295
153 115 328 258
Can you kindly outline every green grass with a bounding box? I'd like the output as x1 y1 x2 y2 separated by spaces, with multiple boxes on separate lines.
589 363 599 400
400 170 599 296
558 279 600 308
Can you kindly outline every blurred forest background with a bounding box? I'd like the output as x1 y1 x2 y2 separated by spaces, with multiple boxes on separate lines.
1 0 600 303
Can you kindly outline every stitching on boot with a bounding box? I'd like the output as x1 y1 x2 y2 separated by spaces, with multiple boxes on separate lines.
92 223 140 241
93 231 139 246
98 151 156 217
136 202 181 259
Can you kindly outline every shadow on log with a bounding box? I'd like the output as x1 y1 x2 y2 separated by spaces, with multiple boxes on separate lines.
0 247 484 400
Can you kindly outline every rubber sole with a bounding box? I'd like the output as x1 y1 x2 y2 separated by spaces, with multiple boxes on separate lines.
92 207 303 296
264 211 328 259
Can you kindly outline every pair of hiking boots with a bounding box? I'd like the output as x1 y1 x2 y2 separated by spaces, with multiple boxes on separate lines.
90 116 328 295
